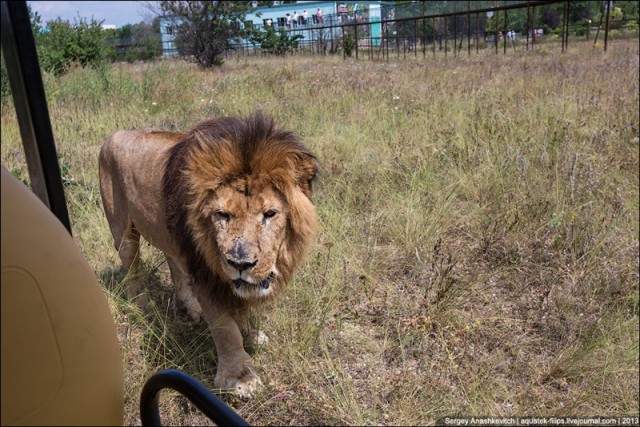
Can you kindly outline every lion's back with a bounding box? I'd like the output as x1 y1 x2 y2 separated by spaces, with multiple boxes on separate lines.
98 129 186 257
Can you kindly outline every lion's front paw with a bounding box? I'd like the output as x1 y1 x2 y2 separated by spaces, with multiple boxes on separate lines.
214 366 263 399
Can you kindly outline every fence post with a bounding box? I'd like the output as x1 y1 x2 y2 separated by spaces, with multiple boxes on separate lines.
476 12 480 54
560 0 567 53
385 21 389 61
532 5 537 48
444 16 448 58
503 9 507 55
565 0 570 52
355 24 358 60
433 17 436 58
604 0 611 51
467 1 471 56
414 18 418 59
423 18 426 58
526 1 530 50
396 21 400 59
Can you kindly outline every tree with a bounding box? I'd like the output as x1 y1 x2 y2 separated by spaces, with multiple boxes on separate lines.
110 20 162 62
158 1 253 68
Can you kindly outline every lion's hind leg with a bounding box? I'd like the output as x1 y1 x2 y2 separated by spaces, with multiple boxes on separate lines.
166 256 202 321
117 221 148 308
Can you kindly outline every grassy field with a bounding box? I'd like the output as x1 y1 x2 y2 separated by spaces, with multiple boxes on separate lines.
1 39 639 425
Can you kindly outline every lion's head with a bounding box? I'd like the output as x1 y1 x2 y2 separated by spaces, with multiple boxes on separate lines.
163 113 318 303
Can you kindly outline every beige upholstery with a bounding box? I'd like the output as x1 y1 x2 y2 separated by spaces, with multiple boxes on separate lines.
1 166 124 426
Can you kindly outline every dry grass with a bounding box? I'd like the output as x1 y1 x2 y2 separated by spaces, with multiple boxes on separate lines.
2 39 638 425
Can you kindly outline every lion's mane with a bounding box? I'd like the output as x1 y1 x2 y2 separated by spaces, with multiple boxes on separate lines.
162 113 318 306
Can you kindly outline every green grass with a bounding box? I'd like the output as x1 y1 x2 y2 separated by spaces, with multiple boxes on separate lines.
2 39 638 425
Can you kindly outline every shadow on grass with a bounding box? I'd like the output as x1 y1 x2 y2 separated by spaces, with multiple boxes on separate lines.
98 263 222 395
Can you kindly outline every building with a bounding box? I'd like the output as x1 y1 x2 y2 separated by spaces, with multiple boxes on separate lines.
160 1 394 56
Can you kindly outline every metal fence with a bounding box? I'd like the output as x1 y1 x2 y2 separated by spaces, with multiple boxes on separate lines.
222 0 637 60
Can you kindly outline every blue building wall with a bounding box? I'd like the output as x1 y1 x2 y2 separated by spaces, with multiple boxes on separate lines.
160 1 393 56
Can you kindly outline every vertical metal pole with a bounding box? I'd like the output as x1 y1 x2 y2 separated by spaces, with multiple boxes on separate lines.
475 12 479 54
593 1 605 47
403 23 407 60
396 20 400 59
423 18 426 58
495 11 499 54
385 20 389 61
0 0 72 234
355 24 359 60
503 9 507 55
454 11 458 57
526 1 530 50
565 0 570 51
414 18 418 59
444 16 448 58
604 0 611 51
433 17 436 58
467 1 471 56
561 0 567 52
422 2 427 58
532 5 537 48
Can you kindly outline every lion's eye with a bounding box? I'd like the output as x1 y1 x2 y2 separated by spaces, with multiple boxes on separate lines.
214 211 231 222
263 210 278 220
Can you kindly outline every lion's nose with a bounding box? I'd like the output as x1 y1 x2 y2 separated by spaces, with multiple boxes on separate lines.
227 259 257 272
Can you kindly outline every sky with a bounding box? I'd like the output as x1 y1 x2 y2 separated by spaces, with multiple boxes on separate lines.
28 1 154 28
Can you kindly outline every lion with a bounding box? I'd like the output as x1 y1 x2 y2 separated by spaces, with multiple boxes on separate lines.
98 112 318 398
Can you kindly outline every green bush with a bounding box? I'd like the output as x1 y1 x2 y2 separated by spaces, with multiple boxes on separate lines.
250 26 303 56
37 17 108 76
342 29 356 57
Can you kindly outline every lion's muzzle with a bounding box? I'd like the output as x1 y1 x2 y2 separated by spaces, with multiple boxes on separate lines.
233 272 274 290
227 259 257 273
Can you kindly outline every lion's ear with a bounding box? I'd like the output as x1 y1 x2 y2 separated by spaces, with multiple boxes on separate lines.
296 153 319 199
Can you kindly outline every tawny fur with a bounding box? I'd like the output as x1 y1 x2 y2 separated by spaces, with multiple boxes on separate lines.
99 113 318 398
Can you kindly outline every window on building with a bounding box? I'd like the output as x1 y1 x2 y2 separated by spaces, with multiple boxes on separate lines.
166 26 174 36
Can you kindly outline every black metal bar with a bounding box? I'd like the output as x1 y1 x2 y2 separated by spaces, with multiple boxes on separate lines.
604 0 611 51
495 2 499 55
444 16 448 58
433 17 436 58
140 370 249 427
560 0 567 53
565 0 570 51
396 22 400 59
453 11 457 57
414 18 418 59
593 1 604 47
467 1 471 56
476 12 479 54
504 8 507 55
385 21 389 60
526 1 530 50
422 19 427 59
533 5 537 48
354 24 358 60
0 0 72 235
